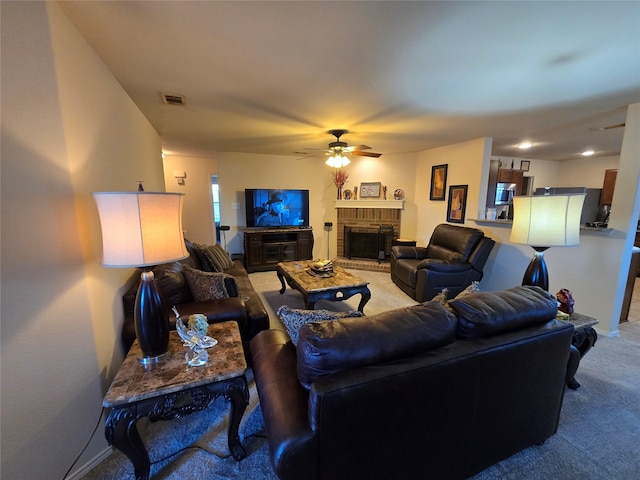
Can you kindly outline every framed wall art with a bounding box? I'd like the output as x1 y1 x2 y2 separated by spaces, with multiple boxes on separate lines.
447 184 468 224
430 164 448 201
520 160 530 171
360 182 382 198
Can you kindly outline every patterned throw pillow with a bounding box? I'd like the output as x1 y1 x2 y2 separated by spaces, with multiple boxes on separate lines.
432 288 449 307
454 281 481 300
277 305 365 346
192 243 216 272
182 265 231 301
206 243 234 271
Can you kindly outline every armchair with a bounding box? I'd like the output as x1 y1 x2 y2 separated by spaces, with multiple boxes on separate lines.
391 224 495 302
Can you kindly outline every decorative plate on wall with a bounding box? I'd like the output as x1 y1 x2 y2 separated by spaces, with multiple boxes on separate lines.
343 189 352 200
394 188 405 200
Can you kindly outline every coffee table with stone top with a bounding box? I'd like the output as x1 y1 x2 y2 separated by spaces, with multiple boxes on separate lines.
103 321 248 480
276 260 371 312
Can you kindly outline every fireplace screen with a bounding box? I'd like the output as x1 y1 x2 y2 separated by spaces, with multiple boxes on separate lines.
344 225 394 261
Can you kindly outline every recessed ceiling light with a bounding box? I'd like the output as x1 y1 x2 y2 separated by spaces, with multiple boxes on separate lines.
518 142 533 149
582 150 595 156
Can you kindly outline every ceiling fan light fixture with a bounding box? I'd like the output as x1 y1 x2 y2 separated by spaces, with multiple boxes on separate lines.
325 155 350 168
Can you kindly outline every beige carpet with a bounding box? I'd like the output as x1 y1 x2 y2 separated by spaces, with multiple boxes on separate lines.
248 268 418 330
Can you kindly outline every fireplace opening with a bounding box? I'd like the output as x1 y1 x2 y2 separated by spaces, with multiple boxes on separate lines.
344 225 394 262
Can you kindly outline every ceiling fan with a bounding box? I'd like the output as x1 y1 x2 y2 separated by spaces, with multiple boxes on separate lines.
302 129 382 166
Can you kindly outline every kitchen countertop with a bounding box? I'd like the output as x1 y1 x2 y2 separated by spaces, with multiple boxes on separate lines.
470 218 613 234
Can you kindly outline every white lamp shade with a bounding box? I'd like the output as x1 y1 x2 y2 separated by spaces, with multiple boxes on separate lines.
92 192 189 267
510 194 586 247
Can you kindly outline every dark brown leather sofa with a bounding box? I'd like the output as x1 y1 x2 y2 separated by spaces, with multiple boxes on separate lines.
122 240 268 356
250 286 574 480
391 223 495 302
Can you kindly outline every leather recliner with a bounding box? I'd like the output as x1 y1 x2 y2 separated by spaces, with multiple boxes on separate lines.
391 223 495 302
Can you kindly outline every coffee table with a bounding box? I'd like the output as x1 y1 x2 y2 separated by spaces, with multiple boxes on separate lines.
276 261 371 312
103 321 248 480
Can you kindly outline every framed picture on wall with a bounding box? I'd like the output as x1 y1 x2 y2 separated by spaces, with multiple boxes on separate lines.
430 164 448 201
447 185 468 224
520 160 530 171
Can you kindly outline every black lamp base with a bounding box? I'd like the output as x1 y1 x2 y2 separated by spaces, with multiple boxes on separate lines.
522 247 549 291
134 269 170 364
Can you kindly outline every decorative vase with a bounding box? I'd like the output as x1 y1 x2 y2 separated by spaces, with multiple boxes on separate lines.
337 186 342 200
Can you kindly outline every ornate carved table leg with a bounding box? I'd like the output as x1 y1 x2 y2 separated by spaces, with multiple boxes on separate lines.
224 375 250 460
277 269 287 294
105 406 150 480
357 287 372 313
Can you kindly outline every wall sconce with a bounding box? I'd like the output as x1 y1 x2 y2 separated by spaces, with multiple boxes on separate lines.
173 170 187 185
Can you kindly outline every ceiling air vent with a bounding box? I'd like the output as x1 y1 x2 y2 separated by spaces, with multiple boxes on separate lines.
160 93 186 105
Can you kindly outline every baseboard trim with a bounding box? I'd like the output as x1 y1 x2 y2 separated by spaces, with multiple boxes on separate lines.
65 446 112 480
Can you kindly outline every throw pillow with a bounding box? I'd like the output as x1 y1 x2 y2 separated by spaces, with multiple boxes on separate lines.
207 243 234 271
432 288 449 306
192 243 216 272
202 247 224 272
182 265 231 301
277 305 364 346
454 281 480 300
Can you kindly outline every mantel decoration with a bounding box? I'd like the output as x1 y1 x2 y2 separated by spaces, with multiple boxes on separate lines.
360 182 382 198
332 168 349 200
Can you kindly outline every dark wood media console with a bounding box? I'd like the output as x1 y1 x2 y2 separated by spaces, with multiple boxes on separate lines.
241 228 314 272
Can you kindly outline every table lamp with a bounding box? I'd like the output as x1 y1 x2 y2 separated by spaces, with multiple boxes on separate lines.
93 192 188 363
510 193 585 291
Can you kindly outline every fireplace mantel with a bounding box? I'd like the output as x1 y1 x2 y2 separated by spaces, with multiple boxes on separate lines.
335 200 404 209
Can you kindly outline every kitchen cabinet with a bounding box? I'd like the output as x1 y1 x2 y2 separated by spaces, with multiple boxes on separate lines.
497 169 523 194
600 169 617 205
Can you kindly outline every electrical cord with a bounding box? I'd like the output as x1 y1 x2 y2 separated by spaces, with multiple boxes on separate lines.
63 412 267 480
62 407 106 480
150 431 268 465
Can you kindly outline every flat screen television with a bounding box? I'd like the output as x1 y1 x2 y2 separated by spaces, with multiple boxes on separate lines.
245 188 310 228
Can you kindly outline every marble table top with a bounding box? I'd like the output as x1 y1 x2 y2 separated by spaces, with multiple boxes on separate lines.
566 312 599 330
277 260 369 292
103 321 246 408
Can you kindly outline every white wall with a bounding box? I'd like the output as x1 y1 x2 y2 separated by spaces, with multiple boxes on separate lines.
556 155 619 187
163 154 217 244
1 2 165 478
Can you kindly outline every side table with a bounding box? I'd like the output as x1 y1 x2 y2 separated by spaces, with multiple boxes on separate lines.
565 312 598 390
103 321 248 480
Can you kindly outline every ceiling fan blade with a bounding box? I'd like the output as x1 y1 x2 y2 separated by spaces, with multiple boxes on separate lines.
351 150 382 158
349 145 372 151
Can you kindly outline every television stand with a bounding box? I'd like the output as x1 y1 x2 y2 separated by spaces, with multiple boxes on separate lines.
241 228 314 272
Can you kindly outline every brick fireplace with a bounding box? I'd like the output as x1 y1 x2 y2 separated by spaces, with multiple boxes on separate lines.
335 200 404 263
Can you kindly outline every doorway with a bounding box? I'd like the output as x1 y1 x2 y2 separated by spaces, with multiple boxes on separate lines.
211 175 221 242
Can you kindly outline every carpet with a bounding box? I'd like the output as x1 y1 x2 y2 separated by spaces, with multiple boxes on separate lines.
84 270 640 479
